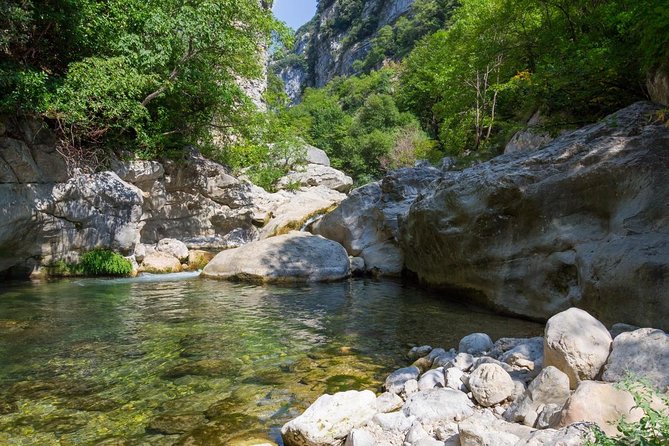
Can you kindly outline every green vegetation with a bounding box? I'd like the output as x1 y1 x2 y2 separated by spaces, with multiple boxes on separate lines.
1 0 277 165
271 0 668 183
79 249 134 277
587 380 669 446
45 249 133 277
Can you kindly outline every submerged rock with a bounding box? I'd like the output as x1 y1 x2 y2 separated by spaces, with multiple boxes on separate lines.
202 232 350 283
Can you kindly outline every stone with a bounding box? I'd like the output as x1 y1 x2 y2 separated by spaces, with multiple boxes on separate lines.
414 438 446 446
276 164 353 193
459 333 494 355
146 413 206 435
400 102 669 330
349 256 365 275
140 252 182 274
405 421 430 443
602 328 669 391
306 146 331 167
187 250 215 269
520 423 595 446
557 381 643 437
376 392 403 413
504 111 554 154
447 353 474 372
498 337 544 370
384 366 421 395
544 308 612 389
418 368 446 391
445 367 468 393
281 390 378 446
371 411 415 432
412 356 433 373
408 345 433 361
402 389 474 423
360 241 404 276
260 187 347 238
458 410 536 446
504 366 571 427
535 404 563 429
157 238 189 262
403 379 419 398
344 429 375 446
202 232 350 283
468 363 515 407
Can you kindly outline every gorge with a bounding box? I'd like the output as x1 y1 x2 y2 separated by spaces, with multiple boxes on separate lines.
1 0 668 445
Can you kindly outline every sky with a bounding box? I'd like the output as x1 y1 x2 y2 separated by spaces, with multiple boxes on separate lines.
272 0 318 30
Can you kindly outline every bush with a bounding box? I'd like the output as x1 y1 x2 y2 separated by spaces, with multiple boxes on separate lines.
79 249 133 277
587 380 669 446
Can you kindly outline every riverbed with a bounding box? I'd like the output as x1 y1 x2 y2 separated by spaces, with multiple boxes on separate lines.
0 275 543 445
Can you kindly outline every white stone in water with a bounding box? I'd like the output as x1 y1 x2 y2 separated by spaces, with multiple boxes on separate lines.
418 367 446 391
468 363 515 407
409 345 433 360
376 392 404 413
385 366 421 394
157 238 189 262
459 333 494 355
281 390 377 446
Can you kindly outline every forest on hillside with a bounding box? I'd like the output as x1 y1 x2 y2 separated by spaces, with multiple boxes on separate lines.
1 0 668 188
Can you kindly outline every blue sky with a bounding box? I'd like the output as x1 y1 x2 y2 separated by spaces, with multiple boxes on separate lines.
272 0 317 30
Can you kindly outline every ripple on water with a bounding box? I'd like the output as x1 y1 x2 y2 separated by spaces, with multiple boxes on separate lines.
0 277 543 445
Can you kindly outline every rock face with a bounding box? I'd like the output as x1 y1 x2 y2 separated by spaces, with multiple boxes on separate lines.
557 381 643 436
400 101 669 329
201 232 350 283
276 164 353 193
544 308 612 389
281 390 377 446
313 166 440 275
274 0 416 100
0 117 353 277
504 111 554 154
602 328 669 391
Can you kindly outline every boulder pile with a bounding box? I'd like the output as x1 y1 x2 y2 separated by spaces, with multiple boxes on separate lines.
281 307 669 446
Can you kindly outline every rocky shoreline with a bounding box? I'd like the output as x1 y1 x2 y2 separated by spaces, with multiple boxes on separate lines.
280 308 668 446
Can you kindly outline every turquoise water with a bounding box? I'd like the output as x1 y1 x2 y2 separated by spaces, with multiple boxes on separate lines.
0 275 543 445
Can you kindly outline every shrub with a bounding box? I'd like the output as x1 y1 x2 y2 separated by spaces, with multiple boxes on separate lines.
79 249 133 277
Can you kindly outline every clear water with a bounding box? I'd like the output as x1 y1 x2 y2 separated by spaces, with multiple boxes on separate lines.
0 275 543 445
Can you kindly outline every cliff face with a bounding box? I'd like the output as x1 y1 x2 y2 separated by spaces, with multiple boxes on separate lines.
276 0 415 102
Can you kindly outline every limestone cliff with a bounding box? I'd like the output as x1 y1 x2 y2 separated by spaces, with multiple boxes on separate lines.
275 0 415 102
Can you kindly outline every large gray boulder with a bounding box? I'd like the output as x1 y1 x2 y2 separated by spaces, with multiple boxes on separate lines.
276 164 353 193
281 390 377 446
400 102 669 329
602 328 669 391
313 166 441 276
201 232 350 283
458 410 536 446
544 308 612 389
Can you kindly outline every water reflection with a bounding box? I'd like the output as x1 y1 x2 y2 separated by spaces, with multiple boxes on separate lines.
0 277 543 445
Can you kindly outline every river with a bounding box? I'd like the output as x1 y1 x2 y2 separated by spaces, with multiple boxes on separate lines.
0 274 543 445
